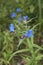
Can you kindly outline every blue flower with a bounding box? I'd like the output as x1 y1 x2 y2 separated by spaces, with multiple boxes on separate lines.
10 12 16 18
23 16 29 20
9 24 14 32
16 8 22 12
18 16 23 22
24 30 33 38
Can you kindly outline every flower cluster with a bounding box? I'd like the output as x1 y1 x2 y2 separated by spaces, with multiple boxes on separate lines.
9 8 32 38
10 7 29 22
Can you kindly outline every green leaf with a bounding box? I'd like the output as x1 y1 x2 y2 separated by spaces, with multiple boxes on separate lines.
35 54 43 61
33 44 43 50
8 49 29 61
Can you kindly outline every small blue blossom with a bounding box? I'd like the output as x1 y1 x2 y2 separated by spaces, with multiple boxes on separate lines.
24 30 33 38
18 16 23 22
23 15 29 20
9 24 14 32
10 12 16 18
16 8 22 12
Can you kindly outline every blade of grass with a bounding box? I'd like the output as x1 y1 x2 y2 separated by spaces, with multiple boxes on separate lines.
8 49 29 62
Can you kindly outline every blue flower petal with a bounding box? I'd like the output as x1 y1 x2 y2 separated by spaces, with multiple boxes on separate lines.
23 16 29 20
24 31 28 37
24 30 33 38
9 24 14 32
10 12 16 18
16 8 22 12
